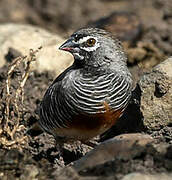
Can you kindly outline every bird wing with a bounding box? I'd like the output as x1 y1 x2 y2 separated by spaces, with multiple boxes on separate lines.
39 65 76 132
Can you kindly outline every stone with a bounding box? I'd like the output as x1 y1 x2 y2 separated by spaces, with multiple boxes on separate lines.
139 57 172 129
89 12 142 43
54 167 81 180
20 165 39 180
72 133 153 172
0 23 73 75
122 173 172 180
55 167 99 180
126 41 165 67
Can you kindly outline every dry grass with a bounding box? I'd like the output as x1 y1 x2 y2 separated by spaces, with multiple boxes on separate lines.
0 47 42 149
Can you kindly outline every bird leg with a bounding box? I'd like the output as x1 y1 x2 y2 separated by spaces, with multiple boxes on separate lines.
81 140 99 148
54 142 66 167
54 136 66 167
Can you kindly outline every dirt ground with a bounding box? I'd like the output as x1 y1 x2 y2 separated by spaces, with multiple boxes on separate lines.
0 0 172 179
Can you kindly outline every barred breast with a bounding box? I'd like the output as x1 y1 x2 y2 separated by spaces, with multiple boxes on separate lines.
39 68 132 140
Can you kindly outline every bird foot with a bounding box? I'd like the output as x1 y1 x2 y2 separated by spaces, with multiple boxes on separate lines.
54 143 66 167
82 140 99 148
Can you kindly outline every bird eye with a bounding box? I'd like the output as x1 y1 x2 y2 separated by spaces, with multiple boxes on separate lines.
86 38 96 46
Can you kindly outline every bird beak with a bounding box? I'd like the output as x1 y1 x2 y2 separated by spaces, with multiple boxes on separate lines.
59 38 75 52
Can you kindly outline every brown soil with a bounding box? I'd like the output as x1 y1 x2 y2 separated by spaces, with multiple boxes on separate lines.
0 63 172 179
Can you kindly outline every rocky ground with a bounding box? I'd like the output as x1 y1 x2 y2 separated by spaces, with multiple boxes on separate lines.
0 0 172 179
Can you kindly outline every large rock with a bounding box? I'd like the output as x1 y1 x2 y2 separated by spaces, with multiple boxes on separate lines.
72 133 153 172
139 57 172 129
122 173 172 180
0 23 73 75
101 57 172 139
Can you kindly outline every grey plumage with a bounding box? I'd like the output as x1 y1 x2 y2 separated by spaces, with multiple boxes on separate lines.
39 28 133 142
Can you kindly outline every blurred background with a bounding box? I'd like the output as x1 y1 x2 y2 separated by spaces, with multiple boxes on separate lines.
0 1 172 177
0 0 172 78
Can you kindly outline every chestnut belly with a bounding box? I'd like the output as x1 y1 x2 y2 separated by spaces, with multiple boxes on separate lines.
52 108 123 141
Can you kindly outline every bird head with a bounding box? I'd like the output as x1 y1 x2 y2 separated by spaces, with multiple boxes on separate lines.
59 28 127 70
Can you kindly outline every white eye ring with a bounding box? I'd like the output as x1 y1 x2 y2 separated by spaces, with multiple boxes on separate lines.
86 38 96 47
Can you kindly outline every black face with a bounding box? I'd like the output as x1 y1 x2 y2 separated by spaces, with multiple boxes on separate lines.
59 28 125 70
73 34 97 47
59 30 100 63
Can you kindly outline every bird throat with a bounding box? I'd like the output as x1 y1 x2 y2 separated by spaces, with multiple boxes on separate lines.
73 51 111 75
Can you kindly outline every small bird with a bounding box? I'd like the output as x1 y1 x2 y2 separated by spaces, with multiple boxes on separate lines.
39 28 133 147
